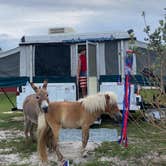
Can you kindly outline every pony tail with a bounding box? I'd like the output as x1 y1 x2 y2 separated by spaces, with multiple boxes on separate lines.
37 113 48 162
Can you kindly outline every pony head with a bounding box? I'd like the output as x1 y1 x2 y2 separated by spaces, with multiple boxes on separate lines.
104 92 122 121
31 80 49 113
80 92 121 121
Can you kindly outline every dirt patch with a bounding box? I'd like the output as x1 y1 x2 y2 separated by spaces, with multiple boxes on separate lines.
0 130 24 140
11 116 24 122
0 128 166 166
0 129 100 166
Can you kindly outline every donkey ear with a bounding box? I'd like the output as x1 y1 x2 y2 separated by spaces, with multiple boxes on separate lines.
30 82 38 92
42 80 48 90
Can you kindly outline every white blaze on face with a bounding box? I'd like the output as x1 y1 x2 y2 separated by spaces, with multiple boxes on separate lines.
41 100 48 109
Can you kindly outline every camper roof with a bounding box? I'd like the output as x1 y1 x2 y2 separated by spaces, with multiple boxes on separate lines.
20 31 131 45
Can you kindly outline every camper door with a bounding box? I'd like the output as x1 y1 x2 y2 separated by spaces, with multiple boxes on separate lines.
86 41 98 95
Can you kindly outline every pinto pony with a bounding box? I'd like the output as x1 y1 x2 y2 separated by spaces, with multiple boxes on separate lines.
37 92 121 163
23 80 49 141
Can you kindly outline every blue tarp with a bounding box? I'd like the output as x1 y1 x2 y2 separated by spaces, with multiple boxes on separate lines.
59 128 118 142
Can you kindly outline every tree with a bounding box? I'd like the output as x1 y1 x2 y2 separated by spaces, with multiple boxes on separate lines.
142 10 166 94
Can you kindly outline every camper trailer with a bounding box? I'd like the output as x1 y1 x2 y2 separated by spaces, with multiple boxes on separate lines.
0 30 144 110
16 31 143 110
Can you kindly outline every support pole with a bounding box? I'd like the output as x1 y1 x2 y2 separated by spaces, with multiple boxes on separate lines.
1 88 17 111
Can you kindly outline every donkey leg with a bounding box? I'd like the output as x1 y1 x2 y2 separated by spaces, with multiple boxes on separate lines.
49 123 64 161
30 123 36 142
81 126 89 157
24 123 28 140
24 120 31 141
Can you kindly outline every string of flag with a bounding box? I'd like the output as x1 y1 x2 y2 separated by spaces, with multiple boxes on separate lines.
119 49 134 147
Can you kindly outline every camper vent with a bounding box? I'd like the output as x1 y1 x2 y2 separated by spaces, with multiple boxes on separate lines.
49 27 75 34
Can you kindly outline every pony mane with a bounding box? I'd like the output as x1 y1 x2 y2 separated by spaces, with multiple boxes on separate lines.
79 92 117 113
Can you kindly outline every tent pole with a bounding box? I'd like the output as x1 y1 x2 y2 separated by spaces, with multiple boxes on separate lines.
1 88 17 111
29 45 33 82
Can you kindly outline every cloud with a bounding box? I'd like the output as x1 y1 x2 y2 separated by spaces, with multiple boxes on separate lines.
0 0 165 50
0 0 121 10
0 0 164 12
0 34 19 50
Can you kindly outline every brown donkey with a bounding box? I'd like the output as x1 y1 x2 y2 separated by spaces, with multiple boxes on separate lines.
23 80 49 142
37 92 122 164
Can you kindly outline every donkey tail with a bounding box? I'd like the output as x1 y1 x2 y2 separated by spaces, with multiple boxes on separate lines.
37 112 48 162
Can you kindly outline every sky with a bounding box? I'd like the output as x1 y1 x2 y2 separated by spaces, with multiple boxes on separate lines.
0 0 165 51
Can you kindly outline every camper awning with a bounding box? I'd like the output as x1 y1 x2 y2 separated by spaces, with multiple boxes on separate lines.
0 77 29 88
0 76 76 88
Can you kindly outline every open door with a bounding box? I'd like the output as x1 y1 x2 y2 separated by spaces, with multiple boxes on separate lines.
86 41 98 95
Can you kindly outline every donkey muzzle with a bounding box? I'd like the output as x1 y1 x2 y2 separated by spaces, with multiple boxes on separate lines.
42 106 48 113
41 100 49 113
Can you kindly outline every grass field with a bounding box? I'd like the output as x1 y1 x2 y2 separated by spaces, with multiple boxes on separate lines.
0 93 166 166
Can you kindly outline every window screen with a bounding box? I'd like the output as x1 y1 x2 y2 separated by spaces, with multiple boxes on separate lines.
0 53 20 77
35 44 70 76
88 43 97 76
105 41 118 75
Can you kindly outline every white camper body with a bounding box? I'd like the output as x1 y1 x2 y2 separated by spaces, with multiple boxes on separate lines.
16 82 76 110
17 81 141 111
100 82 141 111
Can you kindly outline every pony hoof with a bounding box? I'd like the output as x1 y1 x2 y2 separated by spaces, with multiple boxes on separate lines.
48 148 53 153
